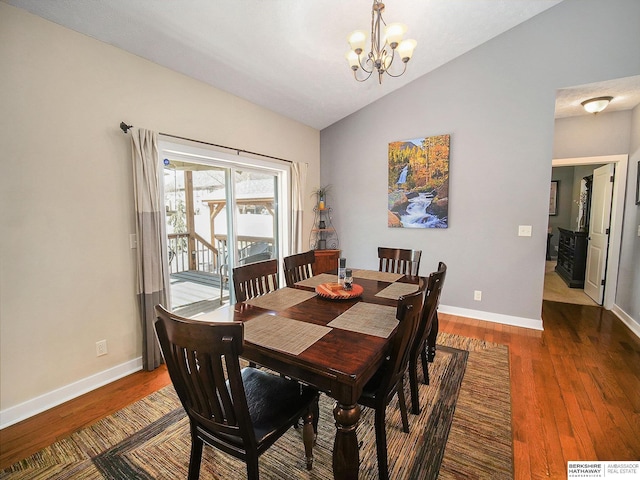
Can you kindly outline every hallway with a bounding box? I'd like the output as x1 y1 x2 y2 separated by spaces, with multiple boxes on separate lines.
543 260 598 306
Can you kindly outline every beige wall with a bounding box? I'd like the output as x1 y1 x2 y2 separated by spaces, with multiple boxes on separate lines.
0 3 320 416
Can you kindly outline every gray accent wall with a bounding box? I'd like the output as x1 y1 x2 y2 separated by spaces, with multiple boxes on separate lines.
617 105 640 326
320 0 640 326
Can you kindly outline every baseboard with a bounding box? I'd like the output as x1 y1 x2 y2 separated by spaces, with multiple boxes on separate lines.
439 304 544 331
0 357 143 430
611 304 640 340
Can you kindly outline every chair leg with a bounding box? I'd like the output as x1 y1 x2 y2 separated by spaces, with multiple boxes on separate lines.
246 455 260 480
421 347 430 385
408 356 420 415
374 405 390 480
302 401 317 470
187 433 204 480
396 381 410 433
427 313 439 362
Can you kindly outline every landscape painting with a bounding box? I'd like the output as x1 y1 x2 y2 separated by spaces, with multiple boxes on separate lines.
388 134 450 228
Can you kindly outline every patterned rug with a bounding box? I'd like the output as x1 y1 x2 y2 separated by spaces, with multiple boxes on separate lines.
1 333 512 479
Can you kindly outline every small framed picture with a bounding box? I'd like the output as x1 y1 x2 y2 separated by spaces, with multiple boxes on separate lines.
549 181 559 216
636 161 640 205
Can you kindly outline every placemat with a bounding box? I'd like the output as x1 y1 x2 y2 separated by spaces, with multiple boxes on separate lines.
375 282 420 300
295 273 338 288
327 302 398 338
244 288 316 312
351 269 404 283
244 314 332 355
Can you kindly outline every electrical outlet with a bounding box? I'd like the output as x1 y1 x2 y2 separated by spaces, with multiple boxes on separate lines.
129 234 138 249
474 290 482 301
96 340 108 357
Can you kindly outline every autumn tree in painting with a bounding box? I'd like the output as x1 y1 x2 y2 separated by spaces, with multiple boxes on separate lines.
388 135 449 192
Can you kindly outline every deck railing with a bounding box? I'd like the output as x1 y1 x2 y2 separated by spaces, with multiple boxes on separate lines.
167 233 218 274
167 233 274 275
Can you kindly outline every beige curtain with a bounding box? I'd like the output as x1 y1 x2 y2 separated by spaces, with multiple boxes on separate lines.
291 162 307 254
131 128 169 371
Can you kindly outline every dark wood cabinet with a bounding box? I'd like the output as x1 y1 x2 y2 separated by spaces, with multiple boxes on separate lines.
555 228 588 288
313 249 340 275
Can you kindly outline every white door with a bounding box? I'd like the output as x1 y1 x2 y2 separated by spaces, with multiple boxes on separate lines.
584 164 614 304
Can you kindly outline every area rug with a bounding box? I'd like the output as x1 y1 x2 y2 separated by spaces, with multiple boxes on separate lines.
1 333 512 479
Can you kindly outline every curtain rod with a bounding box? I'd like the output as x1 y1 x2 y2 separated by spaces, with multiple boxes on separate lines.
119 122 294 164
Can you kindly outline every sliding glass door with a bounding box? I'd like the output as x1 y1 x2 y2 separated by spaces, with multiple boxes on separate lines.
159 141 288 316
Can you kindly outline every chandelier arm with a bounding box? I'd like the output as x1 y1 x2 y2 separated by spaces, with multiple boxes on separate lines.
358 55 374 74
384 58 409 78
379 48 395 73
353 68 374 83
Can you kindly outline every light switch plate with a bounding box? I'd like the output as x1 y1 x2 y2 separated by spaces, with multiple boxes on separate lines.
518 225 532 237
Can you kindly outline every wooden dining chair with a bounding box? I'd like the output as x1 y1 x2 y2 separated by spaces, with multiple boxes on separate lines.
378 247 422 276
283 251 316 287
154 305 319 480
357 284 426 480
408 262 447 415
232 258 279 302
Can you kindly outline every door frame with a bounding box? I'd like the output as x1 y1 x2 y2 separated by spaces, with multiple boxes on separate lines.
552 154 628 309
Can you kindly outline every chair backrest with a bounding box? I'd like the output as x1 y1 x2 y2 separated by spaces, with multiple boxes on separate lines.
233 258 279 302
283 251 316 287
378 247 422 276
410 262 447 359
154 305 256 451
378 281 426 393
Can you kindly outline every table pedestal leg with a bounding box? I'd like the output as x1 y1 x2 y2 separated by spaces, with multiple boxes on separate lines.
332 402 361 480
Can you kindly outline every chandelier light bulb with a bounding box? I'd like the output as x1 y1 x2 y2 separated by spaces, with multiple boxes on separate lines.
385 23 406 48
346 51 360 70
398 39 417 62
581 96 613 114
348 30 367 55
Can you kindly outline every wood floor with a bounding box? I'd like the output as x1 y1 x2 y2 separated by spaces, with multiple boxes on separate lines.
1 300 639 478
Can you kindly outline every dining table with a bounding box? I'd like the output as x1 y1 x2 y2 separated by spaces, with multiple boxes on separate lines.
196 268 423 480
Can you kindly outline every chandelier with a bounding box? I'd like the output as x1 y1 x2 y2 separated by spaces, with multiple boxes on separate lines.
346 0 417 84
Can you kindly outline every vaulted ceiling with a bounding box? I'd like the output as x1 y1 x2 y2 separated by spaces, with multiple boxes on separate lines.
6 0 640 129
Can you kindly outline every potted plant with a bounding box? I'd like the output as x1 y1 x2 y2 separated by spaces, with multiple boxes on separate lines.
312 185 332 210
